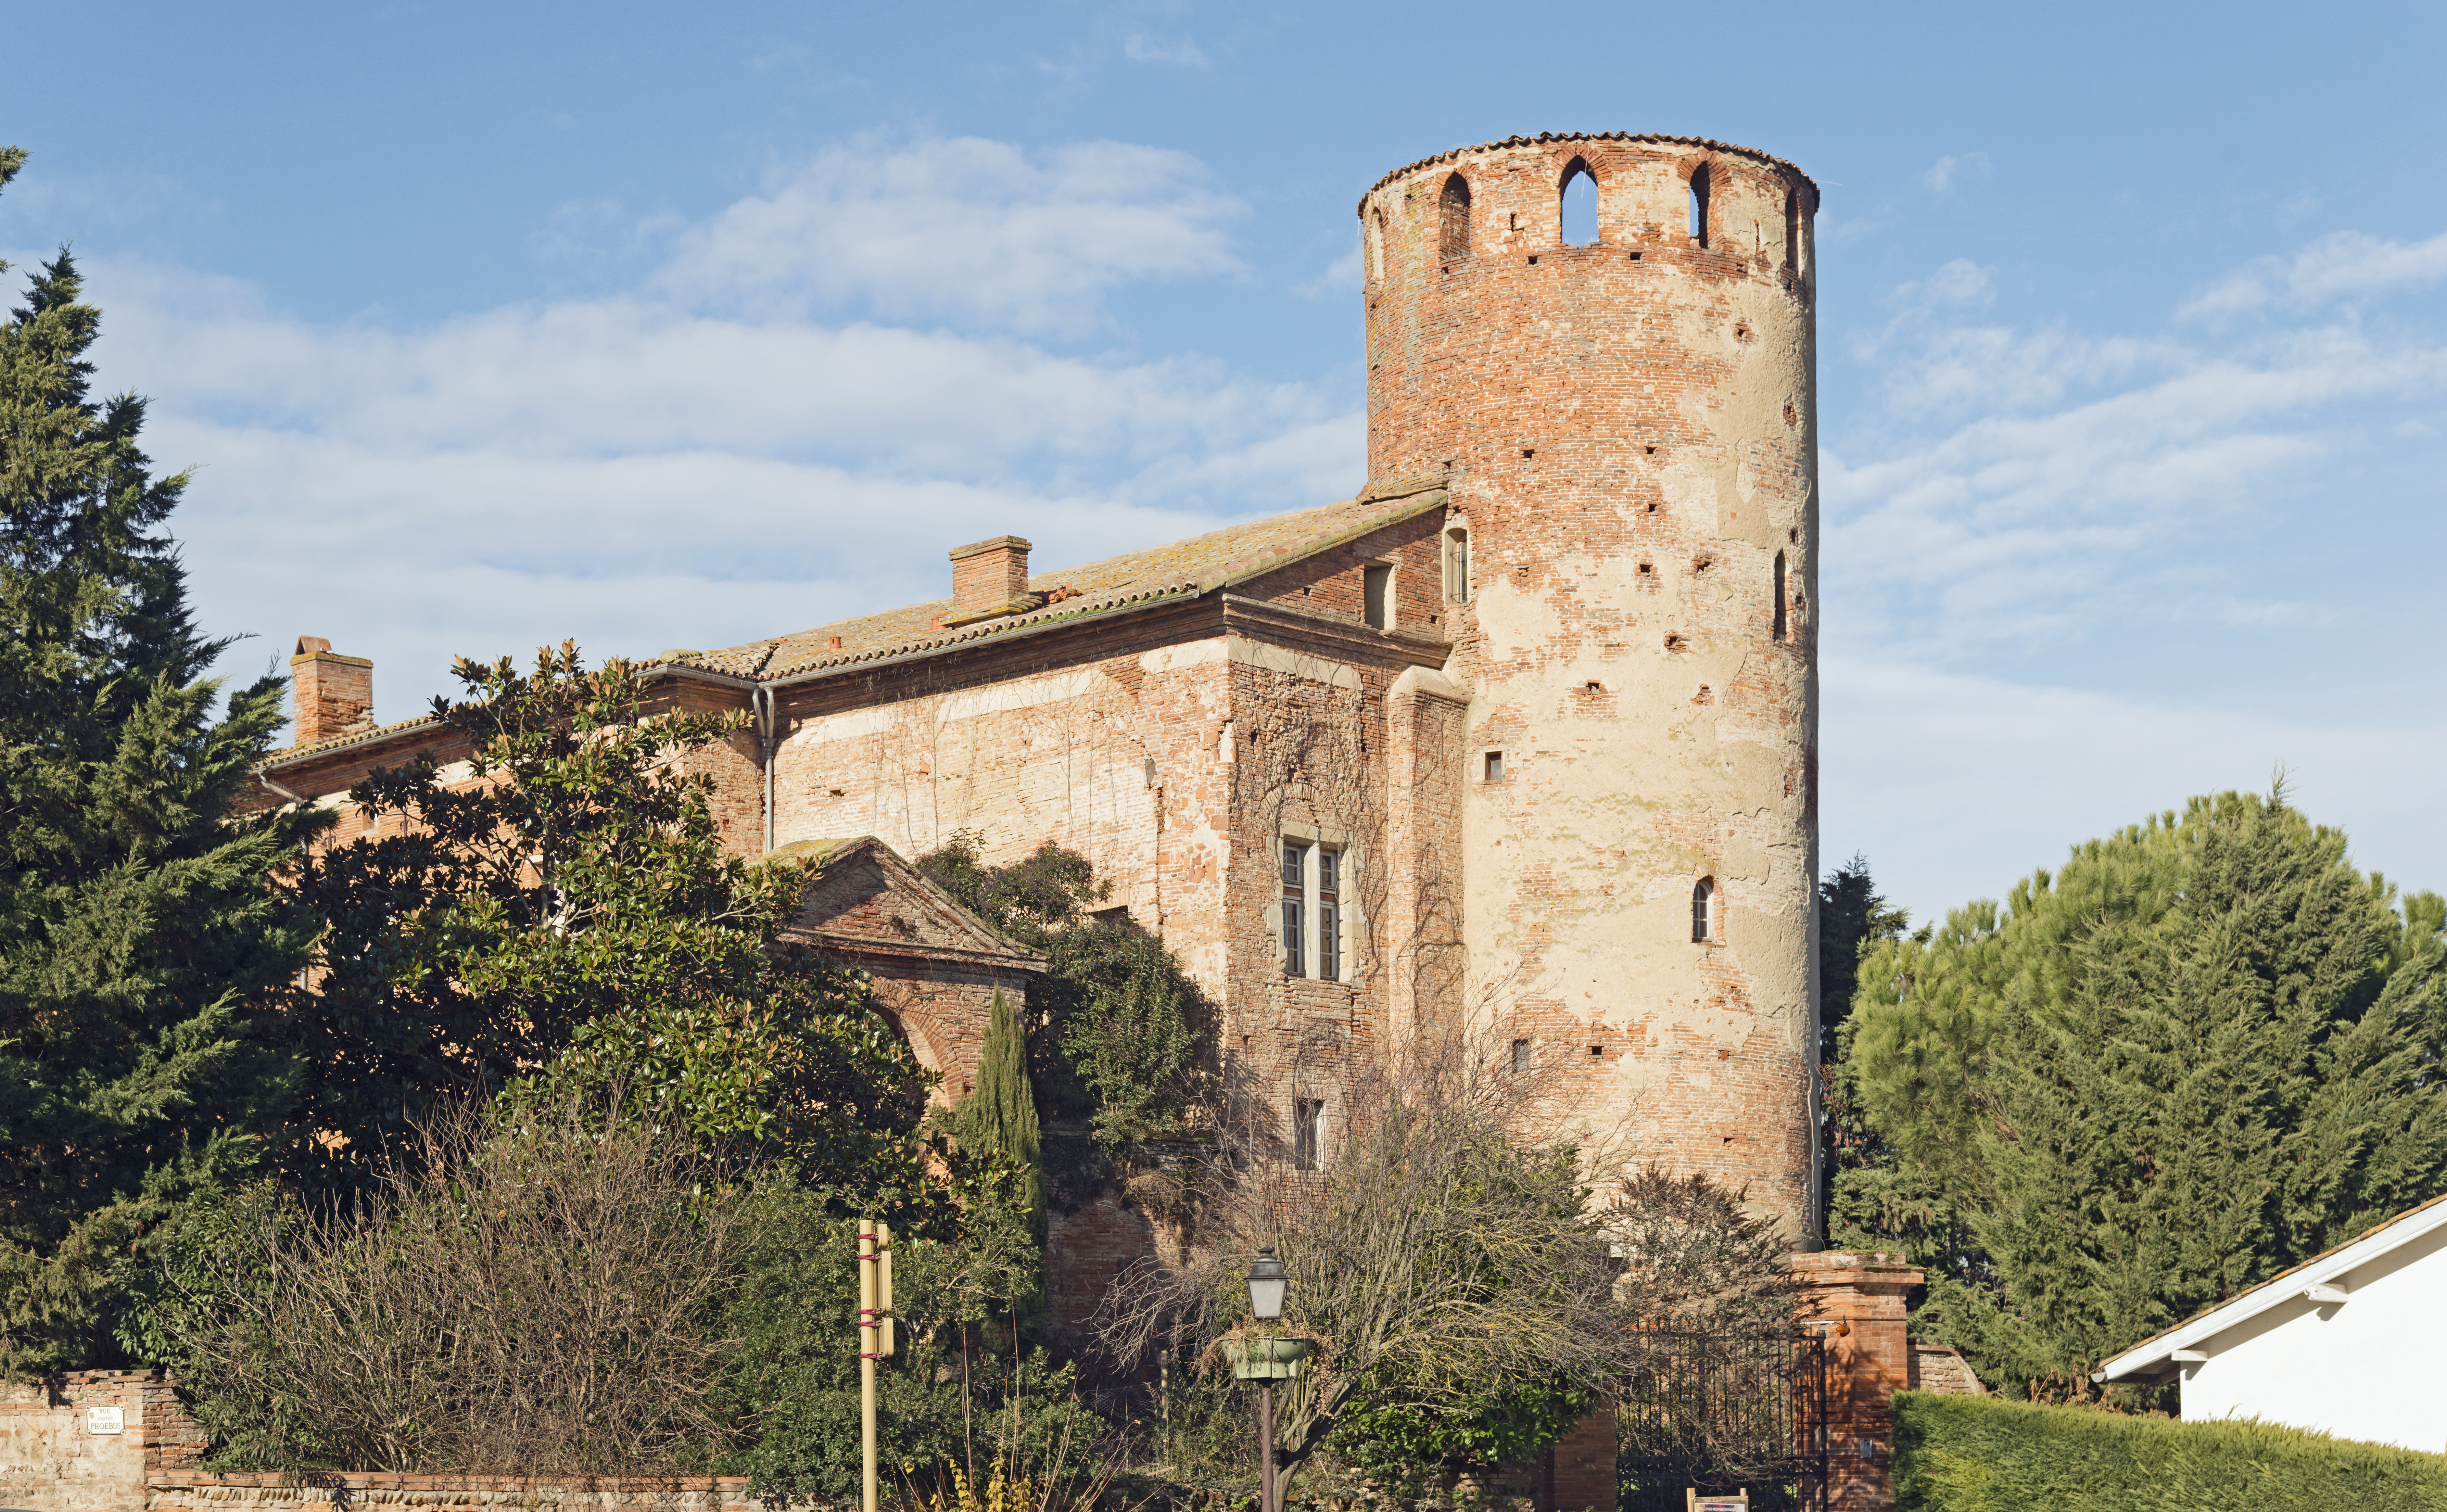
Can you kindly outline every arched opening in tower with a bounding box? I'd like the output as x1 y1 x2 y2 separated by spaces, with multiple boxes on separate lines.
1689 164 1712 249
1438 173 1471 260
1560 157 1598 246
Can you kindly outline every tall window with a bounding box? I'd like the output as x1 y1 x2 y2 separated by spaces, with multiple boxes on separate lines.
1279 842 1346 980
1784 187 1800 270
1444 526 1471 602
1511 1038 1531 1075
1364 564 1393 630
1689 164 1711 249
1439 173 1472 260
1282 843 1308 977
1692 878 1717 943
1560 158 1598 247
1773 551 1788 640
1318 850 1342 981
1293 1098 1325 1171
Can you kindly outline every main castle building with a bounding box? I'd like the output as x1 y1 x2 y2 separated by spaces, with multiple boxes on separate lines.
257 133 1825 1322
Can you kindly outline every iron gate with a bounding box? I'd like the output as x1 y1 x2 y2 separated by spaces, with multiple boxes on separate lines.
1615 1324 1828 1512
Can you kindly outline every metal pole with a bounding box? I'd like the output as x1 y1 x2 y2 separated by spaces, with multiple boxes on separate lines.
1259 1381 1276 1512
859 1218 878 1512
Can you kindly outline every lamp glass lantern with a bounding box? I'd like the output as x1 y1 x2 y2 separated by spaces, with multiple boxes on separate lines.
1248 1246 1288 1322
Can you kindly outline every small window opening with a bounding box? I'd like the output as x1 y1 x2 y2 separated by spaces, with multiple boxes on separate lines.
1438 174 1472 260
1282 843 1308 977
1585 680 1603 692
1511 1039 1531 1074
1689 165 1711 248
1784 188 1800 270
1560 158 1598 247
1485 751 1505 782
1293 1098 1324 1171
1364 564 1393 630
1589 1044 1603 1056
1444 527 1471 602
1509 211 1519 230
1773 551 1788 640
1370 208 1387 283
1318 849 1342 982
1692 878 1716 942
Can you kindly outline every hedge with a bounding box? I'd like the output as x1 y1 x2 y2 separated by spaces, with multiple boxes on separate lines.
1892 1390 2447 1512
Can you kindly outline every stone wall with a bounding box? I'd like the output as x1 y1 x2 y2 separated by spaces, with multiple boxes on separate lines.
146 1474 752 1512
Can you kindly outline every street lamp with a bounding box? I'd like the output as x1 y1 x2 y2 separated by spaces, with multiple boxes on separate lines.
1235 1247 1304 1512
1249 1246 1288 1321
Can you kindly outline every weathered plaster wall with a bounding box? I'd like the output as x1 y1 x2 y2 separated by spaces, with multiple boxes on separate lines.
1363 136 1821 1237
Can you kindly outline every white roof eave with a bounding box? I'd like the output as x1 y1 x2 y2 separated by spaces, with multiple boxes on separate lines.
2096 1194 2447 1382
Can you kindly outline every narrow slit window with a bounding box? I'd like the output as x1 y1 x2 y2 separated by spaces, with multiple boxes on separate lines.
1773 551 1788 640
1511 1038 1531 1075
1317 849 1342 981
1370 208 1387 283
1689 165 1711 249
1364 564 1393 630
1282 843 1308 976
1439 174 1472 260
1560 158 1598 247
1444 527 1471 602
1692 878 1716 943
1784 188 1800 270
1293 1098 1324 1171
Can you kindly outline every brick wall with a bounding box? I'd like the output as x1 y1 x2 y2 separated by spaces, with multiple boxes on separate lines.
146 1472 753 1512
0 1370 203 1512
1361 136 1821 1239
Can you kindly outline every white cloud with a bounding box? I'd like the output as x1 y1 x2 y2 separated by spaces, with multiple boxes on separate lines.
1122 34 1208 66
1920 152 1990 194
29 135 1346 722
1293 241 1362 301
1829 248 2447 663
652 135 1245 337
2178 228 2447 323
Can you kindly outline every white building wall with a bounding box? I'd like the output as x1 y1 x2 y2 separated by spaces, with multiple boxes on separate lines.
2179 1219 2447 1454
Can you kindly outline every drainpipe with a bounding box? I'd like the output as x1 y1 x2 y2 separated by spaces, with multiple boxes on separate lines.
754 685 776 854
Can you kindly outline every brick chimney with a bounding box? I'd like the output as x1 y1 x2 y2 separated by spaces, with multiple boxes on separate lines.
945 535 1034 625
290 636 375 746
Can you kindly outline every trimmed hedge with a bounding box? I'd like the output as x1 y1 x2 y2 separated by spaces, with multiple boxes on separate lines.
1892 1390 2447 1512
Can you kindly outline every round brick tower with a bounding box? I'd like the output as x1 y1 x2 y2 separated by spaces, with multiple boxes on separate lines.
1362 134 1821 1240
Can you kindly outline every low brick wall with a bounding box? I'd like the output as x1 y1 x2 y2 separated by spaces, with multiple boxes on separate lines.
1 1372 750 1512
147 1473 754 1512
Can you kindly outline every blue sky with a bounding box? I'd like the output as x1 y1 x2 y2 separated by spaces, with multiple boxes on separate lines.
5 0 2444 922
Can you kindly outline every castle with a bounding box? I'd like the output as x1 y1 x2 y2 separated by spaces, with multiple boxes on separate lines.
256 132 1824 1321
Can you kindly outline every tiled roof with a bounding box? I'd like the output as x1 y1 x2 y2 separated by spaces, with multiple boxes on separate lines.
262 711 449 770
672 481 1447 683
1360 132 1818 206
258 482 1447 775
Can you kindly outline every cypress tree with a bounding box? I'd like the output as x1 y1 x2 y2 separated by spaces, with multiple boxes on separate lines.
0 148 320 1371
955 989 1044 1236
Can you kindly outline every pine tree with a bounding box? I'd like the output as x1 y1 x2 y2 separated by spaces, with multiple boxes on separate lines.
0 148 320 1371
1842 789 2447 1392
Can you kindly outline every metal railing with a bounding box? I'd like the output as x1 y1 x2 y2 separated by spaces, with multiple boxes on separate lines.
1616 1322 1828 1512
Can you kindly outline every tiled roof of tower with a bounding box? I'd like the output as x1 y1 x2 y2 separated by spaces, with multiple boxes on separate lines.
673 482 1447 683
1359 132 1818 207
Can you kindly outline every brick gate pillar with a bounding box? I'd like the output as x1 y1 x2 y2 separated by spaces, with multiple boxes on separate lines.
1790 1252 1922 1512
1540 1403 1616 1512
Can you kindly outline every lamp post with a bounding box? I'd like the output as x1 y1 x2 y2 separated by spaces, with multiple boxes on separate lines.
1246 1247 1289 1512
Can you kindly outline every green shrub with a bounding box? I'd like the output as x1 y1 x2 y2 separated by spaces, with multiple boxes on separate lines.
1893 1391 2447 1512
